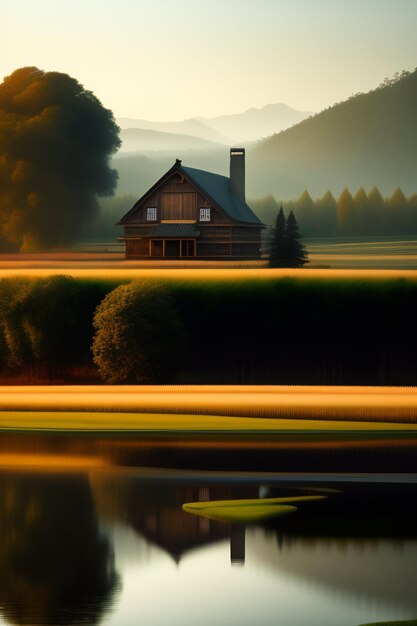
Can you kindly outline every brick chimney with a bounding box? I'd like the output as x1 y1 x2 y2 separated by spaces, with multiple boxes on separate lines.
230 148 245 202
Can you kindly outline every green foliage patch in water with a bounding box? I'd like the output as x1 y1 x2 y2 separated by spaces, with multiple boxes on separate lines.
182 495 326 523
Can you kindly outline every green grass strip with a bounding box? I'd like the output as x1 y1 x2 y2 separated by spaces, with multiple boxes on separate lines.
1 411 417 432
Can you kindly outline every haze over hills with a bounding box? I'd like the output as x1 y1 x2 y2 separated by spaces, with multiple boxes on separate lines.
119 128 225 154
114 102 314 194
196 103 313 142
117 117 227 144
114 69 417 201
117 102 312 146
248 69 417 198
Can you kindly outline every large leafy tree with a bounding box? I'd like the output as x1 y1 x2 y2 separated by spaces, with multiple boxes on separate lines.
0 67 120 251
92 281 185 383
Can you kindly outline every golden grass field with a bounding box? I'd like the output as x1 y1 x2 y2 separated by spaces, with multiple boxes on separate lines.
1 267 417 280
1 385 417 430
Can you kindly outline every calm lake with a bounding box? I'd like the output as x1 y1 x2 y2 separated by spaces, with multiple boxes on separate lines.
0 464 416 626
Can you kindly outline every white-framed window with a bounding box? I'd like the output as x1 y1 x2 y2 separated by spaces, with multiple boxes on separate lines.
200 207 211 222
147 207 157 221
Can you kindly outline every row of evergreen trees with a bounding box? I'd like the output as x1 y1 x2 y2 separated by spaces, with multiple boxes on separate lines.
251 187 417 237
269 208 308 268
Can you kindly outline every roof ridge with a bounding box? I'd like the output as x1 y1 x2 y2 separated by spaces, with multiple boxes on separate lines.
181 164 264 226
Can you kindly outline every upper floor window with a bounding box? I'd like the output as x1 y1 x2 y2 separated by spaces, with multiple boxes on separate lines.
147 207 157 221
200 207 211 222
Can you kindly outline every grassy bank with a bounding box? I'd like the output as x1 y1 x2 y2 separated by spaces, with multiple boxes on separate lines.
2 410 417 432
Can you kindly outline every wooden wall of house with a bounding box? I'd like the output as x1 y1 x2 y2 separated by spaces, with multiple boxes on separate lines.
231 226 262 258
197 226 262 258
123 176 231 225
125 239 150 257
198 224 231 257
124 192 159 224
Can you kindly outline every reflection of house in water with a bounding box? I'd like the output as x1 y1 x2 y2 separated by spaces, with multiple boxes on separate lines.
92 477 256 565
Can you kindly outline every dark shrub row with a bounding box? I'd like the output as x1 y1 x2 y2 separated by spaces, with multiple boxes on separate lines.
0 276 118 380
1 276 417 384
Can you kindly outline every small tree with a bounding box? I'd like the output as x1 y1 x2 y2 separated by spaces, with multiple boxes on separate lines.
269 206 287 267
92 281 185 384
285 210 309 268
337 188 355 235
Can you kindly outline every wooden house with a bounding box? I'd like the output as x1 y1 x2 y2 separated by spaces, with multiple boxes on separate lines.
117 148 265 259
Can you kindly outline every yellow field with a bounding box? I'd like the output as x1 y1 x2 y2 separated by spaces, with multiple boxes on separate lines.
0 267 417 280
1 385 417 428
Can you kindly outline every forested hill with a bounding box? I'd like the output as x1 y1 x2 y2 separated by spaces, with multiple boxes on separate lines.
248 69 417 198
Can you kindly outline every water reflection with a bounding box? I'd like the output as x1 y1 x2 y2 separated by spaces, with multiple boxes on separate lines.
251 532 417 614
0 473 119 625
91 476 257 563
0 470 416 626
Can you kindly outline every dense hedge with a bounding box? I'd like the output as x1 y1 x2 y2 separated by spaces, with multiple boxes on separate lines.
169 277 417 384
0 276 119 380
0 275 416 384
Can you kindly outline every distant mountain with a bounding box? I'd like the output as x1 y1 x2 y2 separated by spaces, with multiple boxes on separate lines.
195 103 313 142
248 69 417 198
119 127 224 153
117 102 313 146
116 117 228 144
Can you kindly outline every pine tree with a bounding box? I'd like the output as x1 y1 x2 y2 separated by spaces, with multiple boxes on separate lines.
385 187 407 234
285 211 309 268
315 191 337 236
367 186 384 235
269 206 287 267
337 188 355 235
295 190 315 235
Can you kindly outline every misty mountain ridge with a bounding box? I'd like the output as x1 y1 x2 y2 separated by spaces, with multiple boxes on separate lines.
248 68 417 197
119 127 225 154
195 102 313 142
116 117 228 144
114 69 417 201
116 102 312 146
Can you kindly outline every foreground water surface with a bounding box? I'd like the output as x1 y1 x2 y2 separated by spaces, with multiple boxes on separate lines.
0 464 415 626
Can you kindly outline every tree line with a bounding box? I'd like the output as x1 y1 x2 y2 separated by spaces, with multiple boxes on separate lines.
1 276 417 386
250 186 417 237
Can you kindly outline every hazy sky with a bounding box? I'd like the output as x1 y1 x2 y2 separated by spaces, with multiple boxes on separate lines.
3 0 417 120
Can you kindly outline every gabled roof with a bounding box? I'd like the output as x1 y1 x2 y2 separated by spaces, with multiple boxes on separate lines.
181 165 263 226
117 161 265 226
